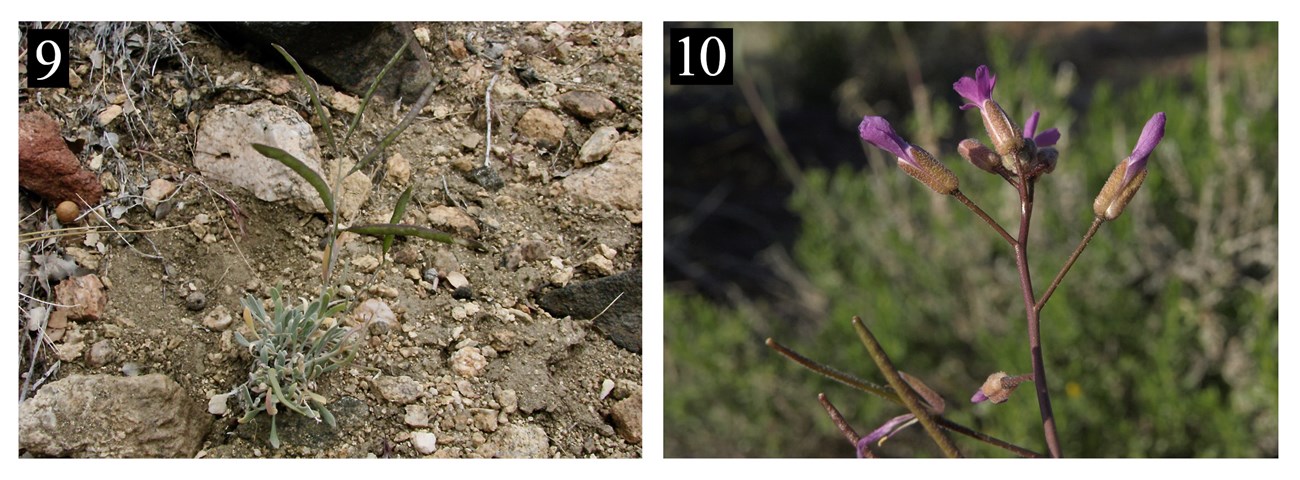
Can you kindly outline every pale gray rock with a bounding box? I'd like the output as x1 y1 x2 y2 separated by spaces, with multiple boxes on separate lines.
561 137 640 210
19 374 210 457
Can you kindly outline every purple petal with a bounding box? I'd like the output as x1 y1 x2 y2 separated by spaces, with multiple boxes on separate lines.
1023 111 1041 139
971 389 989 403
1124 112 1166 183
1035 128 1061 148
1024 111 1060 147
953 65 996 109
858 116 913 162
857 413 916 450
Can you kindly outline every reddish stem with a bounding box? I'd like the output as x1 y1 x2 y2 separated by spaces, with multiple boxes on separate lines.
1013 174 1063 458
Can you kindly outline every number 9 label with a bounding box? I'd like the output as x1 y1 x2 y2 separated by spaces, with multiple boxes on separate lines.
27 29 71 88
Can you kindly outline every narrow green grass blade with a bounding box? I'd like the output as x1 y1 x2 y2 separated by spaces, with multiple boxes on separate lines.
271 43 338 157
353 79 436 175
345 223 487 252
252 143 335 213
345 37 412 144
383 186 414 255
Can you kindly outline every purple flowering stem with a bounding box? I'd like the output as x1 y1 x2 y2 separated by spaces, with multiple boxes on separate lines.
1012 175 1064 458
851 316 962 458
1035 217 1105 312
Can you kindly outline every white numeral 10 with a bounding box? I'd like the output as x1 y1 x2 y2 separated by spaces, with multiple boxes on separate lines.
677 35 726 77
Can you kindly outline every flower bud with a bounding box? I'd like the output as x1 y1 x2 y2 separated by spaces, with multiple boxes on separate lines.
1094 112 1165 220
1028 147 1058 177
981 99 1024 157
958 138 1002 173
1001 137 1036 174
899 145 959 195
974 371 1026 404
859 116 958 195
1093 159 1148 220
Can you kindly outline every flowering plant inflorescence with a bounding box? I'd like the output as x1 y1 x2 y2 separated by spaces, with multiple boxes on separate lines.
767 64 1166 458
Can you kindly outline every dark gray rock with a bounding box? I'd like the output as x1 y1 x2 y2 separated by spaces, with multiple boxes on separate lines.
206 22 435 103
185 291 207 311
467 165 505 191
538 268 641 353
452 286 474 300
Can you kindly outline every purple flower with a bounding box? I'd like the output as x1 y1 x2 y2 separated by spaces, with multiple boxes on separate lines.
858 116 916 168
1023 111 1060 147
953 65 996 111
1124 112 1166 185
855 413 919 458
953 65 1022 156
859 116 960 194
971 390 989 404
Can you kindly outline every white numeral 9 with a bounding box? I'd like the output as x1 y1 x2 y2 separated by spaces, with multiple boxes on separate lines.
35 39 62 81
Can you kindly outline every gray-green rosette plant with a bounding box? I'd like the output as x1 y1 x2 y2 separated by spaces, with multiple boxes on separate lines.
230 287 357 449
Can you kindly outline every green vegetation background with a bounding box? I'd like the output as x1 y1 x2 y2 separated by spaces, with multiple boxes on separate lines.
664 23 1277 458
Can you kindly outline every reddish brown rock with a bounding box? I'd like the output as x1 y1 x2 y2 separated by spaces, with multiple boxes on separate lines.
557 90 617 122
54 274 107 322
515 108 566 148
18 111 103 207
610 391 642 444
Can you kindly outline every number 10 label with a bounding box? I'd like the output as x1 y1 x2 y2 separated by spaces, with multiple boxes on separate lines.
669 28 733 86
26 29 71 89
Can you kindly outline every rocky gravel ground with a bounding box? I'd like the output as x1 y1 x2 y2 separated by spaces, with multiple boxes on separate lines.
18 21 642 458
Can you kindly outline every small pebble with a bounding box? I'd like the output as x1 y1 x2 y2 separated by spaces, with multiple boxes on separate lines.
404 405 431 427
450 346 488 377
185 291 207 311
599 378 615 400
393 246 420 266
446 271 470 289
468 165 504 191
202 306 233 331
412 431 438 455
355 298 397 335
452 286 474 300
86 340 115 367
471 408 499 432
496 389 518 414
208 393 231 415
